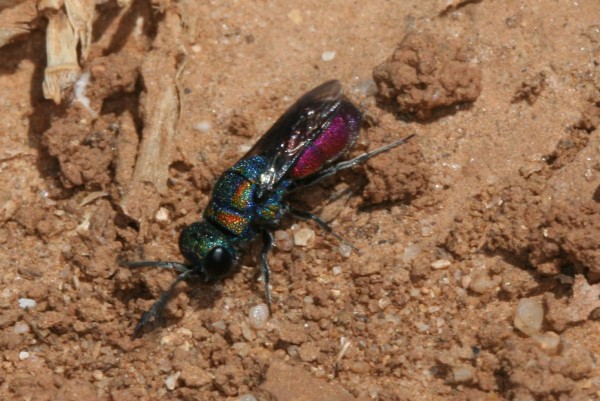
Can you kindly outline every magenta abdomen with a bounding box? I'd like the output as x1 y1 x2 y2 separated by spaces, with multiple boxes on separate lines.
290 110 360 179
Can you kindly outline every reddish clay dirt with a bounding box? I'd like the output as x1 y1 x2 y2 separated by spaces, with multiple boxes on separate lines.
1 1 600 400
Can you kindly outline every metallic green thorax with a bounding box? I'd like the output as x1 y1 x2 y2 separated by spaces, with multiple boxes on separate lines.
178 156 290 279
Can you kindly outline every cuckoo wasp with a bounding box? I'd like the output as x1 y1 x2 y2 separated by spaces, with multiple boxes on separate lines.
124 80 414 337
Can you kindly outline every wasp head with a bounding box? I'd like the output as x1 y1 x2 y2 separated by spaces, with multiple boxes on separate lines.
178 221 236 281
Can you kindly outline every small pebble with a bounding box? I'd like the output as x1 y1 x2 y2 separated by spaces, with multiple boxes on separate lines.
332 265 342 275
14 322 30 334
415 322 430 332
378 297 391 310
532 331 561 354
469 273 498 294
19 351 30 360
239 394 259 401
514 297 544 336
231 342 251 357
321 51 336 61
213 321 227 334
155 207 170 222
287 345 300 358
18 298 36 309
193 121 212 133
402 242 421 263
293 227 315 246
274 230 294 251
165 371 181 391
452 366 475 382
431 259 451 270
92 370 104 381
248 303 269 329
339 243 352 258
241 322 256 341
352 79 378 97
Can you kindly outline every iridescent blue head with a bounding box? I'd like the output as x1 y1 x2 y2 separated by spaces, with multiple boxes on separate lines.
178 221 237 281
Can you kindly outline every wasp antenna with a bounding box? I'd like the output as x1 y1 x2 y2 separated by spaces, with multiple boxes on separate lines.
132 270 193 338
122 260 191 273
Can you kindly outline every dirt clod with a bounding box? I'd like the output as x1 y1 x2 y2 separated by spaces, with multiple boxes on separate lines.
373 32 482 119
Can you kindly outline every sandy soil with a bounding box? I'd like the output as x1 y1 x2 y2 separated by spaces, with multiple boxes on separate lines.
1 0 600 400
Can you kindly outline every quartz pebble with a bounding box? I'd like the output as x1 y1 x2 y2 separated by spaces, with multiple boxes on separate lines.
14 322 30 334
249 303 269 329
18 298 36 309
193 121 212 132
239 395 259 401
155 207 170 222
532 331 560 354
514 297 544 336
402 242 421 263
431 259 451 270
452 366 474 382
469 273 498 294
19 351 30 360
293 227 315 246
321 51 336 61
165 372 181 391
339 243 352 258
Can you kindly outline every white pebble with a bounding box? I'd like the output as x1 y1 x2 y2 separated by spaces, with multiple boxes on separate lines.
193 121 212 133
402 242 421 263
431 259 451 270
19 351 30 360
155 207 170 222
452 366 474 382
332 265 342 275
352 79 378 97
321 51 336 61
14 322 30 334
92 370 104 381
293 227 315 246
18 298 36 309
514 298 544 336
248 303 269 329
339 243 352 258
165 371 181 391
239 394 259 401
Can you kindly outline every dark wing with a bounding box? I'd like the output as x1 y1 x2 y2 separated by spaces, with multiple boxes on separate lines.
244 80 344 196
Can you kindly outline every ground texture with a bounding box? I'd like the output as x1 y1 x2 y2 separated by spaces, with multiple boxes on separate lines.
1 1 600 400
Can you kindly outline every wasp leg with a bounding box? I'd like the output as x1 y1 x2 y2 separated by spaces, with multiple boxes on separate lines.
132 269 192 339
288 207 358 253
295 133 415 188
260 230 274 312
121 259 191 273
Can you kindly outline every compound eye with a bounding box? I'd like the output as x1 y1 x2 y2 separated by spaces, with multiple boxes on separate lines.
204 247 234 279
